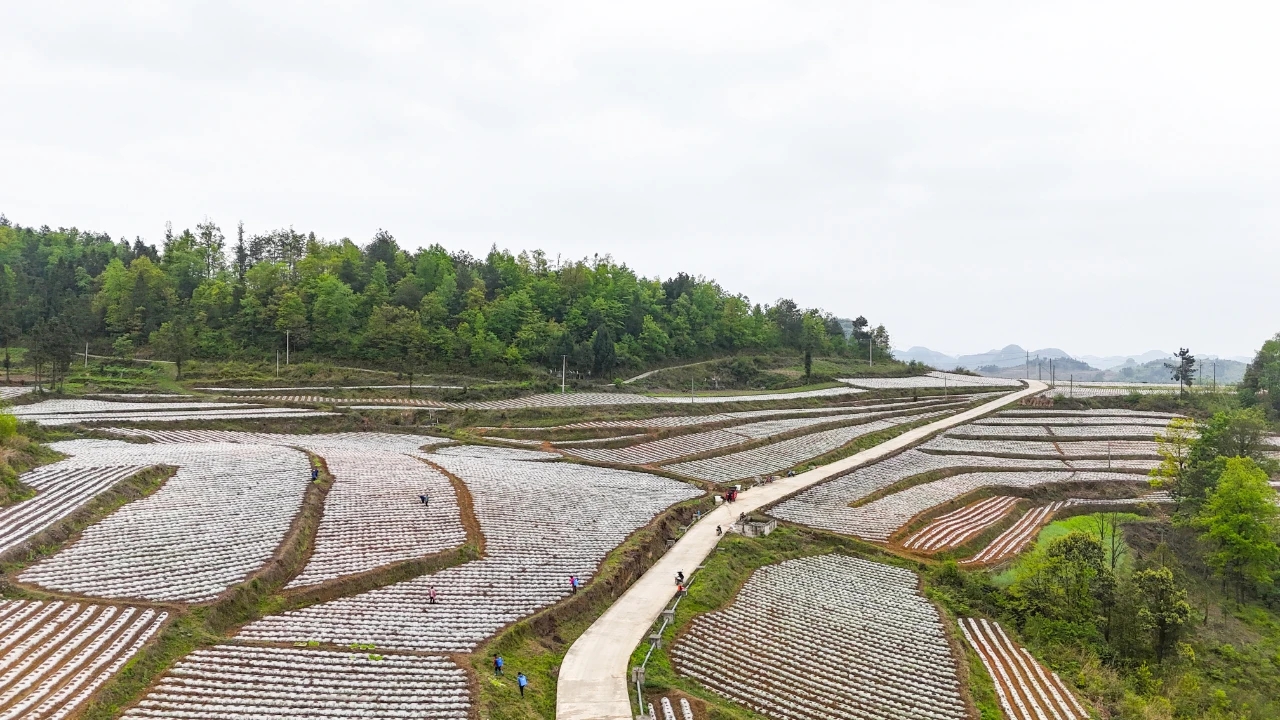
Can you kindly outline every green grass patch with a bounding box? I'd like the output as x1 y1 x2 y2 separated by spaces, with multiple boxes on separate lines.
991 512 1146 586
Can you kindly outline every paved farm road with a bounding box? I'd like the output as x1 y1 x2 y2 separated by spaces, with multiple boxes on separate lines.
556 380 1048 720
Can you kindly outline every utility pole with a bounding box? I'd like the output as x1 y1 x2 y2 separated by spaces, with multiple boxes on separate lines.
561 355 567 394
1026 350 1029 379
691 376 695 404
1213 361 1217 390
275 350 280 377
84 342 89 368
869 339 873 367
1037 355 1041 382
1070 374 1074 398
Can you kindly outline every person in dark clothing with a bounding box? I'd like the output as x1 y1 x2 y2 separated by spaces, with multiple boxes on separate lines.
675 570 685 585
419 494 429 506
517 672 528 697
569 575 578 593
311 467 319 481
494 654 504 676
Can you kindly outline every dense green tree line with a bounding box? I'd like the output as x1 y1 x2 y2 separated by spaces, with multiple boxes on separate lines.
0 216 890 380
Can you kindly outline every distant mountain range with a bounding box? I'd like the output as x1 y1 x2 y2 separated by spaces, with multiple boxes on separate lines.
895 344 1252 373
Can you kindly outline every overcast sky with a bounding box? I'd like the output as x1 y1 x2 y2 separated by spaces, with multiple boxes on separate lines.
3 2 1277 358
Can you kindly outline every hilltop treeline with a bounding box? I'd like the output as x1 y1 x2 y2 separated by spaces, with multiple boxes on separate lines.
0 216 889 380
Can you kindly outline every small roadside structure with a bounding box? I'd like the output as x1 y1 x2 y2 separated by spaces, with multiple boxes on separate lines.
738 517 776 537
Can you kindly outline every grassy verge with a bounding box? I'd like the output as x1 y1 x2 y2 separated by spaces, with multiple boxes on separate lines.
0 431 64 506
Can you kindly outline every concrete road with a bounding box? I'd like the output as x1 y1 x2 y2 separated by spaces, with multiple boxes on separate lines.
556 380 1047 720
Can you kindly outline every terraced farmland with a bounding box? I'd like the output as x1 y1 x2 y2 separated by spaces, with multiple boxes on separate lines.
120 645 469 719
105 429 467 587
671 554 967 720
9 398 336 425
0 600 168 720
839 371 1023 389
453 386 865 409
666 411 951 483
237 453 700 651
773 408 1175 545
18 440 312 602
478 395 987 434
566 405 963 466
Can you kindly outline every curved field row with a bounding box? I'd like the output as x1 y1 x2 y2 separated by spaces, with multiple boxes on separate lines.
996 409 1180 418
428 445 560 461
237 395 448 406
19 440 312 603
105 428 445 451
839 371 1023 389
975 415 1174 426
452 386 864 410
9 399 255 415
901 496 1020 552
566 405 959 466
671 554 967 720
0 599 168 720
924 436 1159 458
0 387 35 401
477 395 987 433
0 465 149 558
948 424 1169 439
960 618 1089 720
237 455 700 652
1044 385 1178 398
13 407 335 422
665 411 951 483
120 645 469 719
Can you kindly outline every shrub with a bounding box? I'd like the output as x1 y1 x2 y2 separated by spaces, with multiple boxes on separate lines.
0 413 17 441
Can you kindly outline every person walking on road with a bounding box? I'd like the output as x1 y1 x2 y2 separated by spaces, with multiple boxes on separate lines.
517 672 528 697
569 575 578 593
419 494 429 506
494 654 504 676
428 586 437 604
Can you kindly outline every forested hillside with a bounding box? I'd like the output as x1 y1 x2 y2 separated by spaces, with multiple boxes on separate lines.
0 216 889 381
